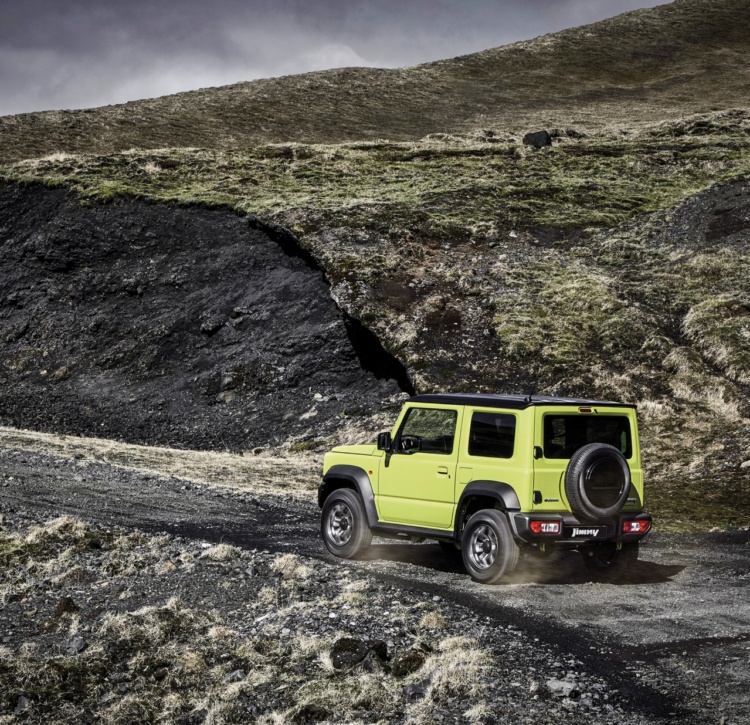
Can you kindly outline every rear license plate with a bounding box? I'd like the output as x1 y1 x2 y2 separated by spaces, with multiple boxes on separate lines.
564 525 607 539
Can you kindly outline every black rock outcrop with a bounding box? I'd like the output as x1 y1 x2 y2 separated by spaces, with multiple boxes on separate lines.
522 130 552 148
0 184 407 449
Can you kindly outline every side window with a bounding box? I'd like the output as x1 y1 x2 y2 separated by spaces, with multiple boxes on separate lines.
398 407 457 455
468 412 516 458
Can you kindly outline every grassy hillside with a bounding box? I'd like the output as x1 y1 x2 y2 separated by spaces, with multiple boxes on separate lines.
2 111 750 529
1 0 750 163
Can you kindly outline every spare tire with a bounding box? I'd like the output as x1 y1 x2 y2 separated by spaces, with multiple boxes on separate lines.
564 443 630 520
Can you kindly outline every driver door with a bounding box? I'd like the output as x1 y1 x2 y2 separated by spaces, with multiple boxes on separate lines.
377 405 462 529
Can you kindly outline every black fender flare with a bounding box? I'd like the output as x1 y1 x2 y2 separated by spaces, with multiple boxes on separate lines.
319 464 378 526
454 480 521 538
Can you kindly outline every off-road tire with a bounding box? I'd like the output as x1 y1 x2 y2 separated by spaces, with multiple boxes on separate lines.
461 509 519 584
582 541 639 582
564 443 631 520
321 489 372 559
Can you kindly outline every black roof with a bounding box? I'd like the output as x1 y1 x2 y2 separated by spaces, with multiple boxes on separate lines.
408 393 636 410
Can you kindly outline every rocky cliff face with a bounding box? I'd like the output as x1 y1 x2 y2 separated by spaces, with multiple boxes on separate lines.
0 184 407 449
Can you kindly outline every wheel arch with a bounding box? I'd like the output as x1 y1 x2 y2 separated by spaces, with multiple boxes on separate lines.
319 464 378 527
454 480 521 538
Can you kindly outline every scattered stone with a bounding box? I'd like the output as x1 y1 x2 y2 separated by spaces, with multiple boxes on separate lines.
200 317 223 335
63 635 88 656
546 678 580 698
403 683 427 701
522 130 552 148
50 365 70 383
14 695 29 715
391 648 425 677
330 637 388 670
225 668 245 682
54 596 78 618
153 666 169 681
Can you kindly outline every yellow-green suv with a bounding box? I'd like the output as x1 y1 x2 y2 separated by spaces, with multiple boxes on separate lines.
319 394 652 583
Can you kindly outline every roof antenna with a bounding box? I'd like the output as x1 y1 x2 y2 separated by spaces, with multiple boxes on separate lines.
523 367 540 403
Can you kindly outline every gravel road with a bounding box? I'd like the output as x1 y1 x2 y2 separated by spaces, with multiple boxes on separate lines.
1 443 748 724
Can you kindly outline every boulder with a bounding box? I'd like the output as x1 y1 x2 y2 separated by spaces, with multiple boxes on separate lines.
330 637 388 670
522 130 552 148
391 648 425 677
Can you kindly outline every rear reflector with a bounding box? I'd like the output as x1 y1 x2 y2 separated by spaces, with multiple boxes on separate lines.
623 520 651 534
530 521 561 535
578 407 593 413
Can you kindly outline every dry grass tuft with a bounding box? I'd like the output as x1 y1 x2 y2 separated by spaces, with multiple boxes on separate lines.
339 579 368 605
203 543 241 562
464 702 494 721
294 672 397 718
410 636 491 711
271 552 313 580
683 296 750 385
25 516 89 543
419 611 446 630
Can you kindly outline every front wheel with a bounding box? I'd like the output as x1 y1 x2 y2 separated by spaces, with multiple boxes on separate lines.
321 489 372 559
461 509 519 584
581 541 639 582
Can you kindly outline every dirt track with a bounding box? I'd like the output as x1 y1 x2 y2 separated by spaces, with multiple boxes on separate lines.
1 439 749 724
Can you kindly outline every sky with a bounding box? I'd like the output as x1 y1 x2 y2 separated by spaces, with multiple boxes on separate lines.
0 0 672 117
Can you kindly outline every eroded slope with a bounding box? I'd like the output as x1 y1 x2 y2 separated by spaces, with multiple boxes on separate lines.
0 184 406 449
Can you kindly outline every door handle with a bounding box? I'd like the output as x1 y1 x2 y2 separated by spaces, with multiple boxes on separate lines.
437 466 449 475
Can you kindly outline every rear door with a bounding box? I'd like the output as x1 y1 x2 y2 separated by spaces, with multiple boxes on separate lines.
377 404 462 529
532 405 636 512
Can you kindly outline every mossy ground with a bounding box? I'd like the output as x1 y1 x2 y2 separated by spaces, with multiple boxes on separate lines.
4 112 750 235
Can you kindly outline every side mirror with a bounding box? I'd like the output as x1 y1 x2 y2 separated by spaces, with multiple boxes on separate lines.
377 432 392 451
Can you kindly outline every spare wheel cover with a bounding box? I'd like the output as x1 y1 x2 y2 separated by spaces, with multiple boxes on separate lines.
564 443 631 520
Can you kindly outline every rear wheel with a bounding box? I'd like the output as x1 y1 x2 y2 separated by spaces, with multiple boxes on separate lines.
461 509 519 584
321 489 372 559
582 541 639 582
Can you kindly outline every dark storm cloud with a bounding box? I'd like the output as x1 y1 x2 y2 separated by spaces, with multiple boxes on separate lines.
0 0 671 116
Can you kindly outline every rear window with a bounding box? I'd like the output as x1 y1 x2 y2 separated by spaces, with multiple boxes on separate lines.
468 412 516 459
543 415 632 459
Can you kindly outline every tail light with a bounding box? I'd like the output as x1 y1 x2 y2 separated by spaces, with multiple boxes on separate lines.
623 519 651 534
530 521 560 535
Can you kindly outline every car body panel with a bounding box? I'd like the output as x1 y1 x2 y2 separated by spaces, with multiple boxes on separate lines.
320 394 651 547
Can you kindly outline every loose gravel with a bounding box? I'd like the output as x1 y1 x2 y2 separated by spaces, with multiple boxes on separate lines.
1 442 748 723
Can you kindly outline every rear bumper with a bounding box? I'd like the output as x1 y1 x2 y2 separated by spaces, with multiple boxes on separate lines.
509 511 652 545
